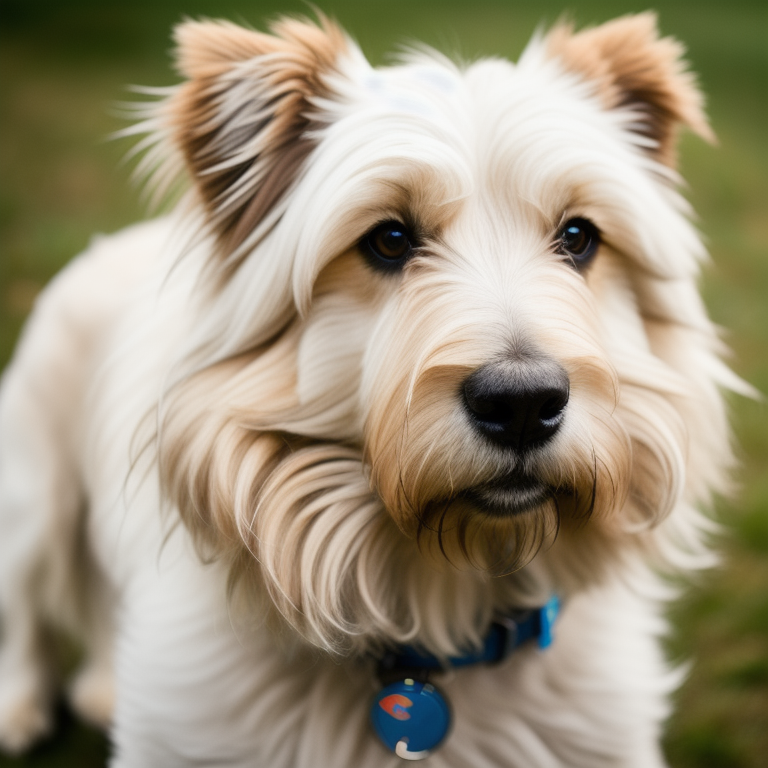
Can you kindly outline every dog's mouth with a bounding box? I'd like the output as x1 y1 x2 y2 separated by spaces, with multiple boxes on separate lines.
463 472 552 517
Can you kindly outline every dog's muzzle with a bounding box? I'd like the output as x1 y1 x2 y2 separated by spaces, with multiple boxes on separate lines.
460 356 569 515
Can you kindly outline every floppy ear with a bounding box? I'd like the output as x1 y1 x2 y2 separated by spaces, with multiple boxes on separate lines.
169 16 348 258
546 13 713 166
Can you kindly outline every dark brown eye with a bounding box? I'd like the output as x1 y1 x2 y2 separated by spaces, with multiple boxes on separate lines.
557 217 600 269
361 221 415 272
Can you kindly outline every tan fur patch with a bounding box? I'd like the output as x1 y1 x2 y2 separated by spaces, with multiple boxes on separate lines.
170 16 348 259
546 13 714 166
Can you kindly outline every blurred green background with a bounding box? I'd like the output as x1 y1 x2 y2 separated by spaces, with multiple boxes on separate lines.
0 0 766 766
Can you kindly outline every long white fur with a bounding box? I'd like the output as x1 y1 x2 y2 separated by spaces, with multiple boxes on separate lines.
0 14 742 767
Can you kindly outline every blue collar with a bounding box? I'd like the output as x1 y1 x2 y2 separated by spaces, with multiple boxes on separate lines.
378 595 560 674
371 596 560 760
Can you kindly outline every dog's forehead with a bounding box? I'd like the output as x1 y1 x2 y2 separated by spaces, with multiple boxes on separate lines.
343 52 627 180
362 61 461 117
326 49 638 217
354 49 606 137
357 57 524 126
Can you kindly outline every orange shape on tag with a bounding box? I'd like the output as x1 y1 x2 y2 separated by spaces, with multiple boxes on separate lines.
379 693 413 721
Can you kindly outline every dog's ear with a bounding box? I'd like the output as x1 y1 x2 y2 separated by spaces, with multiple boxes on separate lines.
546 13 714 166
170 16 348 257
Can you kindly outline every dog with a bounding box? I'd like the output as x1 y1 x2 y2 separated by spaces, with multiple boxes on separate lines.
0 11 744 767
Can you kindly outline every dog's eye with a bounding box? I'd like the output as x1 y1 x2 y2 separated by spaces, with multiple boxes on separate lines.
557 218 600 269
361 221 415 272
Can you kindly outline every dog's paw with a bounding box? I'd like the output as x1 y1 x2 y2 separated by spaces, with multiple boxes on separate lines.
0 676 52 754
69 665 114 729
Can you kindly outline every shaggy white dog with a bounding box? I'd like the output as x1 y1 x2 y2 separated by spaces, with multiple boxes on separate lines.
0 12 743 767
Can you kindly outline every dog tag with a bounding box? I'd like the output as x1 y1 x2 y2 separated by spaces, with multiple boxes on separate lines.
371 678 451 760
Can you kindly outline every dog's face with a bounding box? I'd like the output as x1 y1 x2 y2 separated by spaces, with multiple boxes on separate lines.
150 15 732 654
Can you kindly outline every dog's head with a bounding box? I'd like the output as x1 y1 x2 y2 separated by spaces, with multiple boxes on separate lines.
148 14 737 654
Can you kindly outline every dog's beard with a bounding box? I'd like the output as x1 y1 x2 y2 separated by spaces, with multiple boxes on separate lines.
411 462 605 576
417 495 560 576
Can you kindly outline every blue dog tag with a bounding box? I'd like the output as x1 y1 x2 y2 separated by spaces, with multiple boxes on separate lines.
371 678 451 760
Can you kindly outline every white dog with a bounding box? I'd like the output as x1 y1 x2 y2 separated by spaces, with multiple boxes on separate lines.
0 12 743 767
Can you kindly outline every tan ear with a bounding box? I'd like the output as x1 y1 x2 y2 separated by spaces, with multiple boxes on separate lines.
170 16 348 258
546 13 714 166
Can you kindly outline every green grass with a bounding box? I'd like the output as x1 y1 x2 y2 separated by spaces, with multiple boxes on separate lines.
1 1 766 765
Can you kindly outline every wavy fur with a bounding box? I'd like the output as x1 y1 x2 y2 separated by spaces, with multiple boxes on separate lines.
0 13 743 767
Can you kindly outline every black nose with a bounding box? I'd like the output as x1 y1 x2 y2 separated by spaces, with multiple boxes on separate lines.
463 358 569 450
